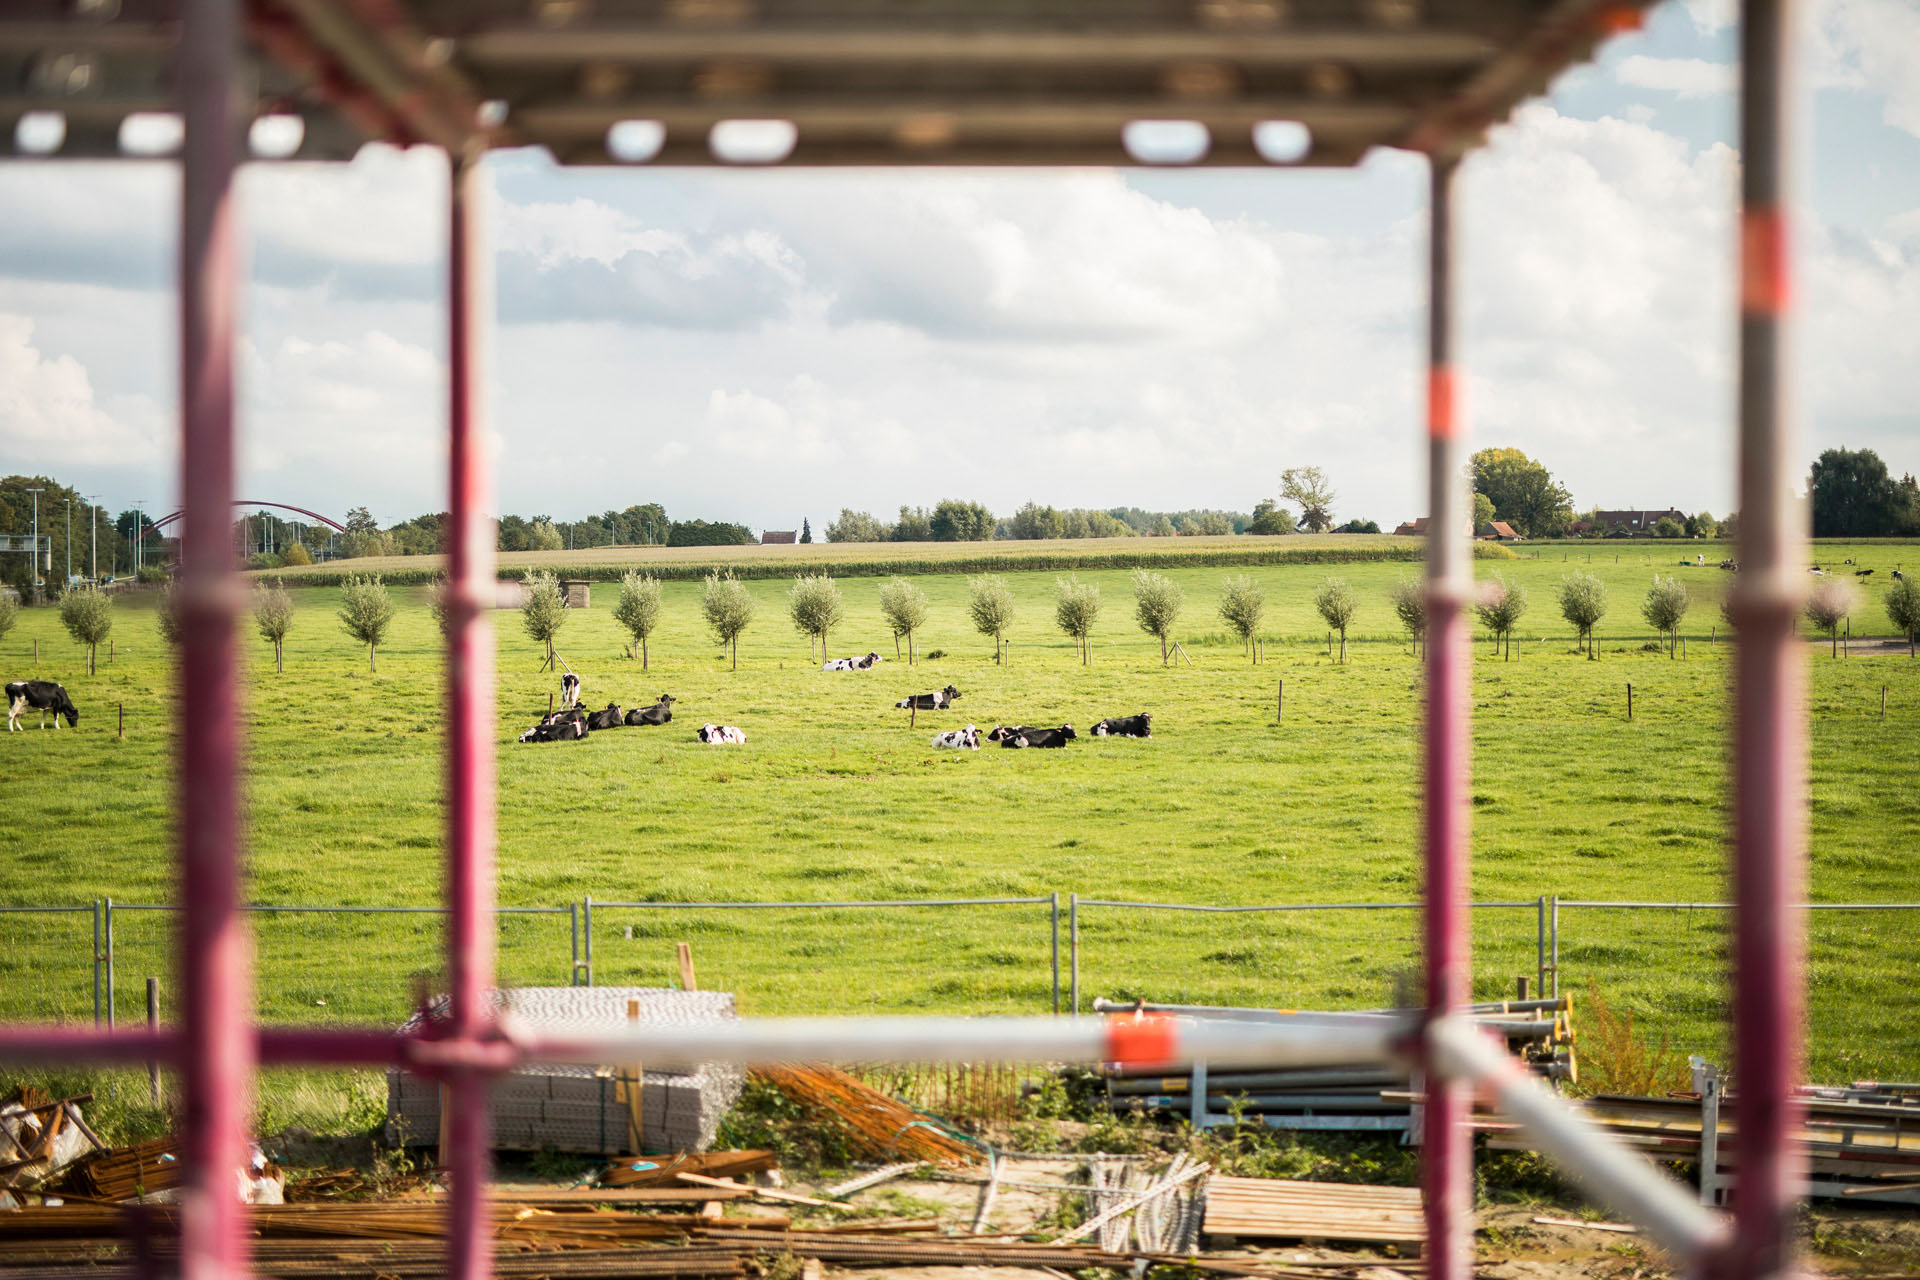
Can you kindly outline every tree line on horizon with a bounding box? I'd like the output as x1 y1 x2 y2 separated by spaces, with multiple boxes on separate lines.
8 444 1916 586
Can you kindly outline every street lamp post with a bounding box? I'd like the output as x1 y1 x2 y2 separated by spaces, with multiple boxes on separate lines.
26 488 43 601
90 496 102 583
66 498 73 586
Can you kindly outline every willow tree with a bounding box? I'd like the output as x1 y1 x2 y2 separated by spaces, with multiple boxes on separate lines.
1218 575 1265 662
615 571 664 669
1132 569 1184 666
967 575 1015 663
788 574 845 659
877 577 929 665
702 570 755 670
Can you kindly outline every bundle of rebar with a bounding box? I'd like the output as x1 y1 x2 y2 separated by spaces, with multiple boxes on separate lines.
749 1063 981 1165
1092 997 1576 1130
63 1135 179 1201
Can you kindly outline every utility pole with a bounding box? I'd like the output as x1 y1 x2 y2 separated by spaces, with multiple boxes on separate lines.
66 497 73 585
135 501 146 573
90 495 102 582
26 488 43 601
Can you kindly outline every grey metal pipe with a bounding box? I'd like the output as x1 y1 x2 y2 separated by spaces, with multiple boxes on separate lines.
1124 1095 1409 1114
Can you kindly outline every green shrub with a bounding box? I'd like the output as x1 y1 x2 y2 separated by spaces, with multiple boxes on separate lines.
59 585 113 675
336 575 395 673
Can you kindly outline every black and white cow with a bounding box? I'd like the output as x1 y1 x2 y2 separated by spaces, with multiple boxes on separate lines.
586 702 625 731
930 724 980 750
6 681 79 732
994 724 1075 749
696 723 746 744
896 685 961 711
560 672 582 710
1092 714 1152 738
823 652 882 672
624 694 676 726
518 710 588 743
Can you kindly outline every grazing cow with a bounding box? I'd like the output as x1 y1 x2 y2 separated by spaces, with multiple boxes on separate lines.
823 652 882 672
518 710 588 743
1856 568 1875 579
1894 570 1906 582
995 724 1075 749
625 694 676 726
895 685 961 711
696 723 746 744
6 681 79 732
560 672 582 710
930 724 980 750
586 702 625 731
1092 713 1152 738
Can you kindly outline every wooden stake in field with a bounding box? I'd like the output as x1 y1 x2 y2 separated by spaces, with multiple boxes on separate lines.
1626 682 1633 721
1882 686 1887 717
676 942 698 991
118 702 124 740
146 978 161 1106
1276 679 1284 725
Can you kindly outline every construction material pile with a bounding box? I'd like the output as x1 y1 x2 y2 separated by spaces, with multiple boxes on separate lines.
1092 996 1576 1132
0 1094 110 1208
1489 1067 1920 1206
388 987 743 1155
750 1062 981 1165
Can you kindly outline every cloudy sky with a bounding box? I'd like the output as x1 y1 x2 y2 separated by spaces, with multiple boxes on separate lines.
2 0 1917 535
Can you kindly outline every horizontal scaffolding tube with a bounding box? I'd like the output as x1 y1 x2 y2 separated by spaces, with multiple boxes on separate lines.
3 1014 1404 1077
1427 1015 1728 1265
0 1026 175 1065
528 1013 1407 1073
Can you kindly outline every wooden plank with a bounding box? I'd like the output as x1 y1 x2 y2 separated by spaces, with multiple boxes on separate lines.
1202 1176 1423 1244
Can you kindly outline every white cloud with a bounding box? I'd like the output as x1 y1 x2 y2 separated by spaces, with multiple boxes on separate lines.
0 314 162 466
1614 55 1736 98
1682 0 1920 138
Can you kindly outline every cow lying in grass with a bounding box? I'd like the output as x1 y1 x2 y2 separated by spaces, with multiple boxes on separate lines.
625 694 676 726
930 724 979 750
586 703 625 731
518 709 588 743
823 652 881 672
697 724 746 744
989 724 1075 749
7 681 79 731
896 685 960 711
1092 714 1152 738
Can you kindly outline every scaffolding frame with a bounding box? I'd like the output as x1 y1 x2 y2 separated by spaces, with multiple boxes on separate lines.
0 1 1807 1276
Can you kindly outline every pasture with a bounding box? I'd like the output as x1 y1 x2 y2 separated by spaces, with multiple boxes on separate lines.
1 539 1916 1121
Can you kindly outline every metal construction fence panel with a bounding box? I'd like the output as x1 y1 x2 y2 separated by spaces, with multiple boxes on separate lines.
0 905 98 1024
1065 898 1553 1015
0 895 1914 1080
1552 902 1920 1081
98 904 578 1028
581 895 1062 1016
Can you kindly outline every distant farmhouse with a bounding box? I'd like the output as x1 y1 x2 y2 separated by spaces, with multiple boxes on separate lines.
1590 508 1686 536
1394 516 1519 540
761 529 798 545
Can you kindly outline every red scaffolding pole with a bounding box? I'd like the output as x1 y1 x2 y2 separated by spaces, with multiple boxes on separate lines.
444 147 500 1280
176 0 253 1275
1421 152 1472 1280
1719 0 1808 1276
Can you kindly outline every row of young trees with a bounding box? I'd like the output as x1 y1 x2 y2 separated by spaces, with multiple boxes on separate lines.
11 566 1915 684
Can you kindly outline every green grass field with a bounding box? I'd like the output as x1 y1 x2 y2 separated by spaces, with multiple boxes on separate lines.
2 539 1916 1105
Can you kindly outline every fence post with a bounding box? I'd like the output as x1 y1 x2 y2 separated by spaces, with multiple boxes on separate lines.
569 902 580 986
93 900 102 1027
583 895 594 987
1550 896 1560 997
1049 893 1061 1015
1536 896 1547 997
147 977 162 1107
1069 894 1079 1016
104 897 115 1028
